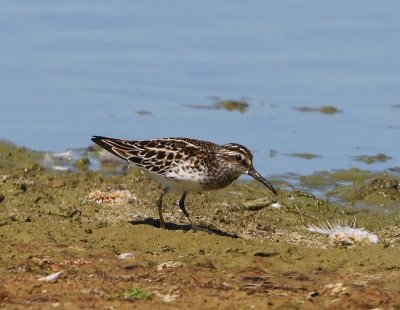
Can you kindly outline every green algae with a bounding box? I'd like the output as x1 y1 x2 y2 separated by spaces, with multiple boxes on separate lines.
74 156 90 170
123 288 152 300
184 98 249 113
0 140 43 170
295 105 342 115
353 153 392 164
214 99 249 113
299 168 400 215
330 175 400 210
285 153 321 160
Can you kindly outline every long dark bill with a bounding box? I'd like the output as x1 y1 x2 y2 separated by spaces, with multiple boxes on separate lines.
248 167 277 194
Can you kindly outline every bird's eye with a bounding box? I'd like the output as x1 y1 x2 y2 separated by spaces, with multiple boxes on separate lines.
234 154 242 161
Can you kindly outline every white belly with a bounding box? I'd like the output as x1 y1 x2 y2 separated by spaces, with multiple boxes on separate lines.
143 170 207 193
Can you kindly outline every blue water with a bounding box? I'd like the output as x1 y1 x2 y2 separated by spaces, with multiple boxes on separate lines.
1 1 399 176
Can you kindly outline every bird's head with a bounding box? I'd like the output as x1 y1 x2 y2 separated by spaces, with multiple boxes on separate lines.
221 143 277 194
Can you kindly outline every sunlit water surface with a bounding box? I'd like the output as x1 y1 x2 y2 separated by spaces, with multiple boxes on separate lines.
1 1 399 181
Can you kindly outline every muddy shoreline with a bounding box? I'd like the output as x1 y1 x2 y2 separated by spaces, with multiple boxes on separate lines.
0 141 399 309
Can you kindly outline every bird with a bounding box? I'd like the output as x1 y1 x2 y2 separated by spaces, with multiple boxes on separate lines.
91 136 277 231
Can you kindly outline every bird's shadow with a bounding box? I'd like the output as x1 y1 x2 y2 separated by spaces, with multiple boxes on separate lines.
129 218 239 238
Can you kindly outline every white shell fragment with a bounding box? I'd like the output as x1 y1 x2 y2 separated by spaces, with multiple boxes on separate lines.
117 253 135 260
38 271 63 283
270 202 282 209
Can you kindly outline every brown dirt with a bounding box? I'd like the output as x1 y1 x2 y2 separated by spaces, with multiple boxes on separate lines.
0 142 399 309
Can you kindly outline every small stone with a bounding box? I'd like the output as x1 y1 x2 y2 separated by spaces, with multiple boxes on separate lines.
306 291 319 301
242 197 272 211
253 251 278 257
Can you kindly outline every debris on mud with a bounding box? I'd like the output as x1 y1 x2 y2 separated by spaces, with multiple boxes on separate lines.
156 261 184 271
307 221 379 247
87 189 136 204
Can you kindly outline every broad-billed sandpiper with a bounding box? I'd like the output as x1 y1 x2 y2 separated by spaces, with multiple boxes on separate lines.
92 136 277 231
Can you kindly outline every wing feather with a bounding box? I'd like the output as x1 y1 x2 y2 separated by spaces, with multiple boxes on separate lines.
91 136 214 178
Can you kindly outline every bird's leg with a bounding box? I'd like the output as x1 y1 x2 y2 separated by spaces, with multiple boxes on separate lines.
156 190 167 229
178 192 199 231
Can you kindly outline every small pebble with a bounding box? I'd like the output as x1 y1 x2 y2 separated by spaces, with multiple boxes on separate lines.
306 291 319 301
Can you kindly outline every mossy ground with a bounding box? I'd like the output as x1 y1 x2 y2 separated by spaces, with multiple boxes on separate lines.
0 141 399 309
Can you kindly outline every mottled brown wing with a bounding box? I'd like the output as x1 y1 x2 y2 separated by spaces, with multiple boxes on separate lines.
91 136 207 176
